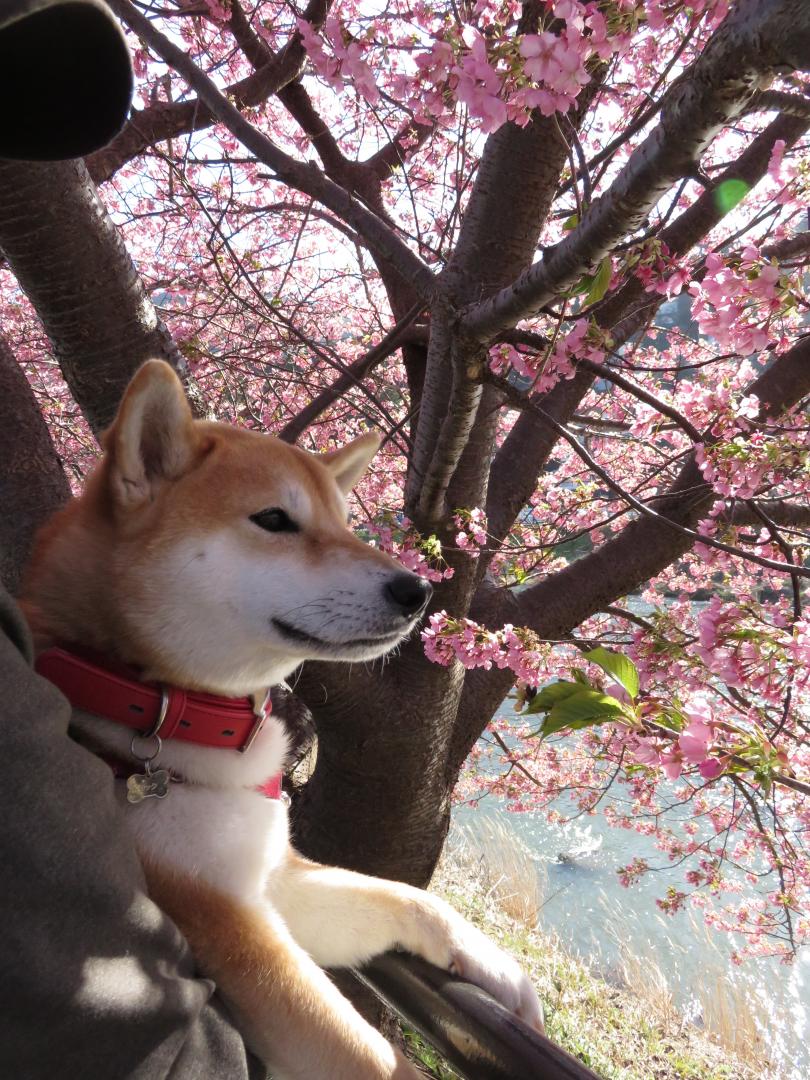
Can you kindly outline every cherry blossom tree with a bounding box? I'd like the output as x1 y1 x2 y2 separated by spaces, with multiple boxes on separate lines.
1 0 809 961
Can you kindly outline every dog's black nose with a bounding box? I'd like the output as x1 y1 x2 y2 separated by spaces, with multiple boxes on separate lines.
384 572 432 617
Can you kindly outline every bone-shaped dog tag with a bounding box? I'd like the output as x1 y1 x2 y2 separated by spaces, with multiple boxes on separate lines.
126 768 170 804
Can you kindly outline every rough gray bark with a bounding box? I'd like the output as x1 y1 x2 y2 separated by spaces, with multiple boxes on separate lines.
405 73 605 527
290 636 463 882
0 159 191 434
0 333 70 593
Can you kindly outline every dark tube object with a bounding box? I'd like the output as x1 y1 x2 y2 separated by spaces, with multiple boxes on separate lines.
357 952 603 1080
0 0 133 160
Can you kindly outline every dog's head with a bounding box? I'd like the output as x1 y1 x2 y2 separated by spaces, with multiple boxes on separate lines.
25 360 431 693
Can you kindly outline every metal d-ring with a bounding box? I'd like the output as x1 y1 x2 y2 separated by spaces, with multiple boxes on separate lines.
130 731 163 768
130 687 170 766
239 688 271 754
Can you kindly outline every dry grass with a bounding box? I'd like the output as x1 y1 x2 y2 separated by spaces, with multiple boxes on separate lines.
426 816 770 1080
614 941 677 1025
444 816 544 928
697 973 771 1073
598 894 777 1076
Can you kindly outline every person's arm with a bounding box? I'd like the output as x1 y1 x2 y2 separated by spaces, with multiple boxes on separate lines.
0 587 263 1079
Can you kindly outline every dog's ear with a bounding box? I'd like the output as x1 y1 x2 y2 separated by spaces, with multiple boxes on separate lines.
104 360 201 507
321 432 381 495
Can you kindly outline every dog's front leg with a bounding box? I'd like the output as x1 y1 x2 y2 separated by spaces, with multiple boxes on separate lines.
269 851 544 1031
143 859 422 1080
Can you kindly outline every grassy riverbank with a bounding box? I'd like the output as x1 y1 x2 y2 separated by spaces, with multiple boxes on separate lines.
408 822 768 1080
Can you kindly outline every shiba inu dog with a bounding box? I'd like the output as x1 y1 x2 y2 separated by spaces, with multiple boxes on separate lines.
22 360 542 1079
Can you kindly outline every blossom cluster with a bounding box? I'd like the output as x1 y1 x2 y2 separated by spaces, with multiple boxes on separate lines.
489 317 608 392
299 1 630 134
297 16 380 106
422 611 549 683
696 419 808 504
453 507 489 555
448 600 807 961
628 700 725 781
364 511 454 583
628 238 691 298
687 248 790 356
695 596 810 701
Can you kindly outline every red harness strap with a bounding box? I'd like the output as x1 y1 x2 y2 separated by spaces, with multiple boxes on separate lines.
36 646 283 796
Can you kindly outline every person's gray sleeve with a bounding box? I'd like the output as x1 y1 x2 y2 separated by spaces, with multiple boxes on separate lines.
0 586 265 1080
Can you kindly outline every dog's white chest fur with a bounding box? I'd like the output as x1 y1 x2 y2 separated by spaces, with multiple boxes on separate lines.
72 708 293 902
125 784 290 901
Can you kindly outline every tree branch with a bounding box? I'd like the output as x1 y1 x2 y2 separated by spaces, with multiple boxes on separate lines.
108 0 436 299
482 109 809 563
364 117 435 181
88 0 328 183
405 67 606 520
452 332 810 770
506 329 702 441
727 499 810 529
490 375 810 577
508 332 810 637
278 304 427 443
748 88 810 119
762 229 810 262
0 158 200 433
462 0 810 340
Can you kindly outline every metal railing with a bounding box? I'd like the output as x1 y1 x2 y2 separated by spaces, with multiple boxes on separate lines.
358 953 602 1080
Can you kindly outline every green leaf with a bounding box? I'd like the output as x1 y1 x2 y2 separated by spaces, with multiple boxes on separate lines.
753 765 773 796
586 257 612 305
524 680 582 714
541 689 627 738
567 273 595 297
713 178 750 215
584 646 639 699
563 213 579 231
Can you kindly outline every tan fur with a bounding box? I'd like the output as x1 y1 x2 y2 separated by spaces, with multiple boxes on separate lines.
22 361 542 1079
143 861 415 1080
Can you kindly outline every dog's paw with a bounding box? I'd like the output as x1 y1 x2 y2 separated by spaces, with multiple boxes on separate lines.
447 925 544 1032
412 898 544 1032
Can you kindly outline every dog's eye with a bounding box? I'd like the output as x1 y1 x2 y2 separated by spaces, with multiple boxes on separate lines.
250 508 299 534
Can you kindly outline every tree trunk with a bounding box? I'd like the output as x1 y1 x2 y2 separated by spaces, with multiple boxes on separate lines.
0 159 196 434
291 636 462 885
0 333 70 593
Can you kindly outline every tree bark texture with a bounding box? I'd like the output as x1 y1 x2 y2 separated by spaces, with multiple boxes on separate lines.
290 636 463 884
0 159 190 434
0 333 70 593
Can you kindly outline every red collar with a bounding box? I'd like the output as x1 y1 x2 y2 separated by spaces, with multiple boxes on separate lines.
36 646 271 755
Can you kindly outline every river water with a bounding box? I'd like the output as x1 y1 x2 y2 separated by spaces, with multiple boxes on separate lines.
455 751 808 1078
